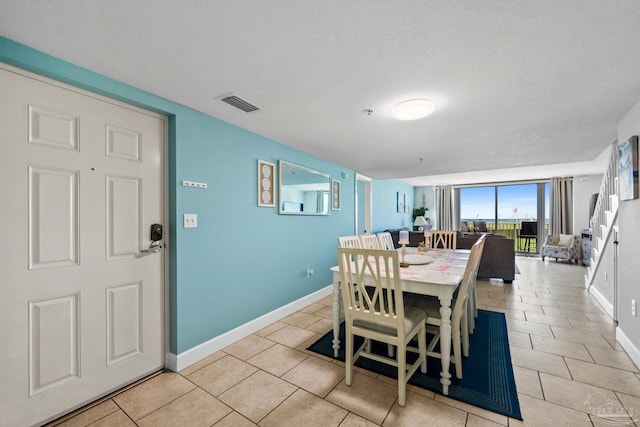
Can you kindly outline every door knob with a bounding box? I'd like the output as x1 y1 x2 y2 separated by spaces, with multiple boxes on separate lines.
137 241 162 257
137 224 164 257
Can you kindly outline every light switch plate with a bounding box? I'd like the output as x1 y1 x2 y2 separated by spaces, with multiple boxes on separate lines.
184 214 198 228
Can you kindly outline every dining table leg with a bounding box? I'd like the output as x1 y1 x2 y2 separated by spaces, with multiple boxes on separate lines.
438 296 453 395
332 279 341 357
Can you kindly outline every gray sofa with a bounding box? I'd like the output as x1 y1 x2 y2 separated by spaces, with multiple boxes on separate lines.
385 229 515 283
456 233 515 283
386 229 426 248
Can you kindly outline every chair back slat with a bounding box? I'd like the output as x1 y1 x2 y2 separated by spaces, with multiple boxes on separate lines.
430 231 457 249
376 232 396 250
338 235 362 249
359 234 381 249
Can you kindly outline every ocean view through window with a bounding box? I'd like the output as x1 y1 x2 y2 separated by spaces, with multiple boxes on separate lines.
457 182 550 253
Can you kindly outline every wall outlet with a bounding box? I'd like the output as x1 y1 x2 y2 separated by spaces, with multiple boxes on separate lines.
183 214 198 228
306 266 314 278
632 299 637 317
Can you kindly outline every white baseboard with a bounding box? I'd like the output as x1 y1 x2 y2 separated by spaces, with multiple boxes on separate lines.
616 327 640 371
165 284 333 372
588 285 614 318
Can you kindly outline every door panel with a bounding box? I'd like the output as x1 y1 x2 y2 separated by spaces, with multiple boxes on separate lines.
28 104 80 150
107 282 142 365
29 294 80 396
106 125 141 161
0 64 166 426
107 175 142 259
28 166 80 268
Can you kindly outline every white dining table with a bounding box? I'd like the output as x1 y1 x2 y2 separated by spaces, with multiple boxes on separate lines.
330 248 470 395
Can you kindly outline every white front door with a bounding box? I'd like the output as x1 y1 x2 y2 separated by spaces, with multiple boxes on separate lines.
0 64 166 426
355 174 372 234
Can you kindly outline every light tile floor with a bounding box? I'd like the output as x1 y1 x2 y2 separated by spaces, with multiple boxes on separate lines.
50 257 640 426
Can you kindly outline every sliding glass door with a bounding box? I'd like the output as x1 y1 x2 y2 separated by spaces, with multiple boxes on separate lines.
458 182 550 253
458 186 496 230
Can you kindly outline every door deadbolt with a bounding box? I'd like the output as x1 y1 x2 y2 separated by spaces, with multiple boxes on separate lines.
150 224 163 241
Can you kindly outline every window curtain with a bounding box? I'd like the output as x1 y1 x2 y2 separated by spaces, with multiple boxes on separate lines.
550 177 573 235
437 185 454 231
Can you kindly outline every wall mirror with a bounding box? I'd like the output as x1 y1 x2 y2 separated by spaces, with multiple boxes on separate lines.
279 160 330 215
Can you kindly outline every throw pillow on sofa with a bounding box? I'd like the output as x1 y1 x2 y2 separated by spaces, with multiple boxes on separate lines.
558 234 573 246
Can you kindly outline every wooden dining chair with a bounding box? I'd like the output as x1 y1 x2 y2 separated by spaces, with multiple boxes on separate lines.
376 232 396 250
361 233 398 358
338 235 368 318
429 230 457 249
336 247 427 406
338 235 362 249
359 234 381 249
405 235 486 379
468 234 487 334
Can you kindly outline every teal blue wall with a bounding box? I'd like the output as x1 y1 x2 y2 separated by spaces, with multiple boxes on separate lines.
371 179 415 232
0 37 356 354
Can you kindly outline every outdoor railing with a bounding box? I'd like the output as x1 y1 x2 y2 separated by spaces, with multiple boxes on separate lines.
463 221 549 253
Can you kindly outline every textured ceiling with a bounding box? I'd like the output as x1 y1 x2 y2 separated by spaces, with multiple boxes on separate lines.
2 1 640 185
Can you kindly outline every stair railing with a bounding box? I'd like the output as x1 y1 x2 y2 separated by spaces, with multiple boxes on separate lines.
588 140 618 272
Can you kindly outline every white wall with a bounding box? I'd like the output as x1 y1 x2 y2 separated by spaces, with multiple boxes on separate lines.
589 217 616 317
616 98 640 369
572 174 603 233
414 186 436 223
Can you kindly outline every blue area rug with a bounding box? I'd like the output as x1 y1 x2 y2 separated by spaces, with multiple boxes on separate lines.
307 309 522 420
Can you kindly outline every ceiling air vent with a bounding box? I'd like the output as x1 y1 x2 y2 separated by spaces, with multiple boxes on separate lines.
219 94 260 113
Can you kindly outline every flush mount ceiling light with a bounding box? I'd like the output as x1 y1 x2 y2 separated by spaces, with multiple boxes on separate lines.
391 99 435 121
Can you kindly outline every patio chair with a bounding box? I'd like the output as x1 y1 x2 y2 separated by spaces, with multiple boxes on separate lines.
473 220 487 233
